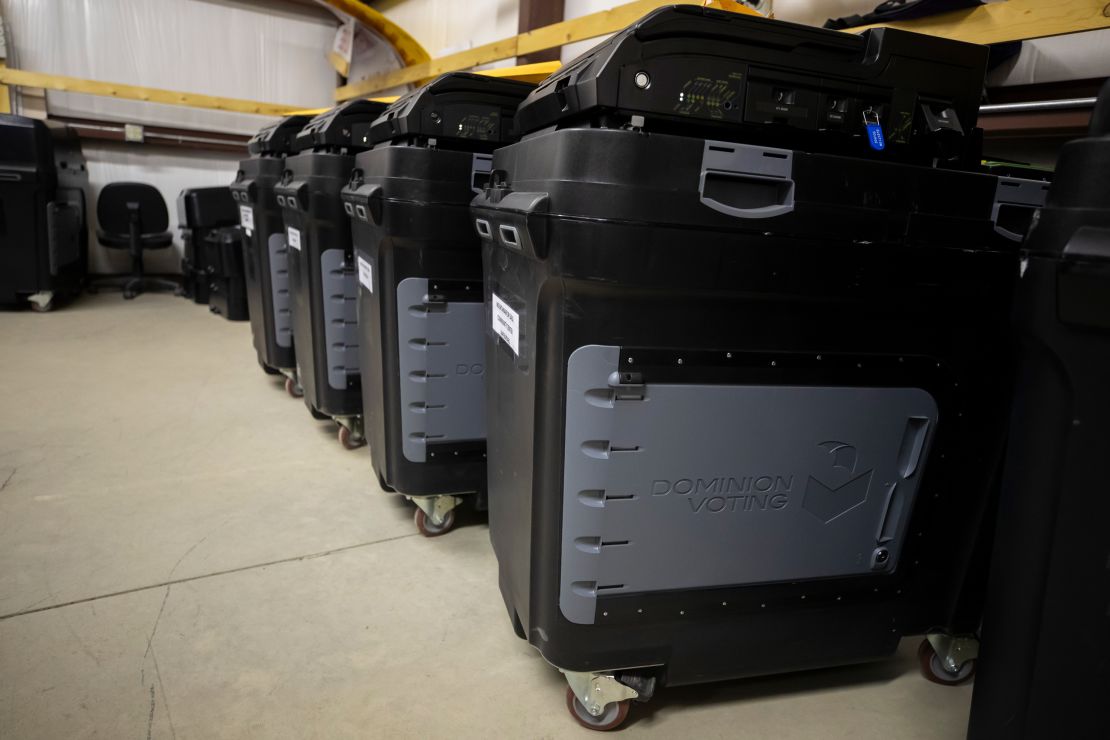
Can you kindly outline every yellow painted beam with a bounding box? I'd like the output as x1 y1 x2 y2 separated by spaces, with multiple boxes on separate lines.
851 0 1110 44
473 61 563 84
0 67 309 116
317 0 431 68
336 1 758 100
0 62 11 115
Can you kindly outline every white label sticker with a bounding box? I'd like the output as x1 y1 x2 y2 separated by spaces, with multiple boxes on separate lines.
239 205 254 230
491 293 520 356
287 227 301 250
357 255 373 292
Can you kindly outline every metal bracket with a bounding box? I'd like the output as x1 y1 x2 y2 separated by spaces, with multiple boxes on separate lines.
409 494 463 527
27 291 54 311
561 671 640 718
927 633 980 675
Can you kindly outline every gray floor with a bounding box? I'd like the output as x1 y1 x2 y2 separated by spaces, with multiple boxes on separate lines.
0 293 973 739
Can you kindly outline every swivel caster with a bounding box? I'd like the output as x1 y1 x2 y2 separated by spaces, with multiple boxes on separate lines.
284 377 303 398
918 636 977 686
338 424 365 450
414 507 456 537
562 672 640 732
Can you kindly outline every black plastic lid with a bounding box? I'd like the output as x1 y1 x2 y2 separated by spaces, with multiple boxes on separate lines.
367 72 535 147
292 99 390 153
249 115 312 156
515 5 987 164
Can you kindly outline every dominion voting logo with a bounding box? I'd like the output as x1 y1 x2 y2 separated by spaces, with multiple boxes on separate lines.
802 441 874 523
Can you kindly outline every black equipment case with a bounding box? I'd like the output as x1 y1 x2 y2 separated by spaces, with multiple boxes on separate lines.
0 114 88 311
341 73 534 535
274 100 388 447
471 6 1017 729
177 186 238 305
968 83 1110 740
206 225 249 321
232 115 310 380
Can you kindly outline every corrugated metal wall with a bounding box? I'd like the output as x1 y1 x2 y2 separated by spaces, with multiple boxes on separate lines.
1 0 341 273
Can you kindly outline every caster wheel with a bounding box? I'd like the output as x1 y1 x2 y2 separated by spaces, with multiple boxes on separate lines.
123 291 136 300
565 686 631 732
414 507 456 537
285 377 303 398
918 639 976 686
338 425 365 450
29 298 54 313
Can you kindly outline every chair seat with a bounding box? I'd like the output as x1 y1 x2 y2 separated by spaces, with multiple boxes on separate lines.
97 229 174 249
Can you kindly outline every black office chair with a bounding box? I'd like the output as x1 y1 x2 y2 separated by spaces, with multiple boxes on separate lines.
90 182 178 299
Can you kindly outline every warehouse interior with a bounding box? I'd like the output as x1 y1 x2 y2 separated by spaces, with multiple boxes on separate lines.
1 1 1107 738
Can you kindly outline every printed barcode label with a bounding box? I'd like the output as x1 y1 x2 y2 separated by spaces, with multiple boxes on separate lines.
239 205 254 231
491 293 519 356
287 227 301 250
357 255 373 292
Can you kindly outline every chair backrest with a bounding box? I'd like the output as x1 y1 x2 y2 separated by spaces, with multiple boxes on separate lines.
97 182 168 235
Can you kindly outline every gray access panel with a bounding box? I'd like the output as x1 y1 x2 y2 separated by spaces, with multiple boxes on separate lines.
320 249 360 390
269 233 292 349
396 277 487 463
559 344 938 625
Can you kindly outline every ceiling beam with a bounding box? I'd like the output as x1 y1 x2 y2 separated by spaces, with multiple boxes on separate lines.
0 67 308 117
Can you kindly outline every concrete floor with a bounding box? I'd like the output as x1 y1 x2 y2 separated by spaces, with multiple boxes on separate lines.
0 293 974 739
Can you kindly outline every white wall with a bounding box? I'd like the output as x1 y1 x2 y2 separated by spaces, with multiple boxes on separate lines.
1 0 341 273
373 0 519 68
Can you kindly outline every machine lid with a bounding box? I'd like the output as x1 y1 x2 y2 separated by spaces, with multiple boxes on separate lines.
367 72 535 148
249 114 313 156
292 99 389 153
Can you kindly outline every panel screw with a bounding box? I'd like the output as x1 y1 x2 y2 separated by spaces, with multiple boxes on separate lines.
677 358 684 365
634 71 651 89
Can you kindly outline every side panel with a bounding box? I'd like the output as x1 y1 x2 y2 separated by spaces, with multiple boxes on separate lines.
268 233 293 348
559 344 937 625
321 248 360 391
397 277 487 463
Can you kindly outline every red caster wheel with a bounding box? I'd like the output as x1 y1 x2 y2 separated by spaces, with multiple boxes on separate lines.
414 507 456 537
285 377 303 398
565 686 631 731
918 638 976 686
338 425 365 450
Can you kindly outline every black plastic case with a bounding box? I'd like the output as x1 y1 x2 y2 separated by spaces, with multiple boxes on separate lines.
177 186 238 305
969 84 1110 740
0 115 88 310
470 6 1014 716
232 115 310 373
275 100 388 424
205 226 249 321
341 73 533 510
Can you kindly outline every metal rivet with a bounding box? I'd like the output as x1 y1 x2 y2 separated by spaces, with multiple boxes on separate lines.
634 71 651 89
677 358 684 365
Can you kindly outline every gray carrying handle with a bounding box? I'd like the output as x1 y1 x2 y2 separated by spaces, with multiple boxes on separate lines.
992 176 1050 242
699 140 796 219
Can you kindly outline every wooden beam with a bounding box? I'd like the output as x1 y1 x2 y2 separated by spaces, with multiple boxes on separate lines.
316 0 431 67
0 67 309 116
518 0 566 65
851 0 1110 44
476 61 563 84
